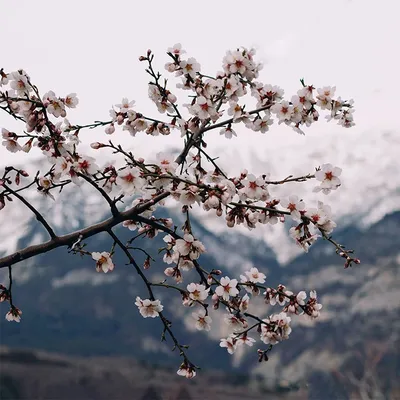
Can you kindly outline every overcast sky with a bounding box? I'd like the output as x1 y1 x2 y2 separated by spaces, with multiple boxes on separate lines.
1 0 399 169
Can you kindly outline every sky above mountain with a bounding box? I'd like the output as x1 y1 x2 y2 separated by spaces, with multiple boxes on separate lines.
1 0 399 264
1 0 399 164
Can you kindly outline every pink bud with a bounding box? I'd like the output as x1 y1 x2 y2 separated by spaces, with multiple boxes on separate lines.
167 93 177 103
213 269 222 275
105 124 115 135
10 102 19 112
226 218 235 228
164 267 175 277
90 142 104 149
143 257 151 270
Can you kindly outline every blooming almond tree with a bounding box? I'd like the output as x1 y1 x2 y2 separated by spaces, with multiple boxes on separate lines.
0 45 360 378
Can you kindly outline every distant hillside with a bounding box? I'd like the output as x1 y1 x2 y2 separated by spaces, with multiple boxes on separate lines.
0 347 305 400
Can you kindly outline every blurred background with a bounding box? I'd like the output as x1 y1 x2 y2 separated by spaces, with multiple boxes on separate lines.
1 1 399 398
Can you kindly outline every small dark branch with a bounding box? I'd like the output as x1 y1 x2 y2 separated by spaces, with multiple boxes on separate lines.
65 120 112 132
193 143 228 179
77 172 120 217
229 201 290 215
8 266 13 307
150 282 187 295
265 173 315 185
107 229 153 298
108 228 192 364
126 246 155 261
134 215 178 238
201 104 273 134
175 130 203 166
233 322 260 338
3 183 57 239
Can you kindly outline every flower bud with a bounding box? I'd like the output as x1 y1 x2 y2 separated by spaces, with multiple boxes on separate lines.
105 123 115 134
164 267 175 277
22 138 33 153
167 93 177 103
143 257 151 270
90 142 104 149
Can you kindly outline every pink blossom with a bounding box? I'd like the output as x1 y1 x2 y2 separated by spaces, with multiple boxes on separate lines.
187 283 209 302
192 309 212 331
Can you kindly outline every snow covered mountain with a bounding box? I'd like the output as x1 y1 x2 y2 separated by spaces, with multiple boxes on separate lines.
1 123 399 265
1 125 399 398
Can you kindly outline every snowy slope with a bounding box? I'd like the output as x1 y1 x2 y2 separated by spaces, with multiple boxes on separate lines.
185 125 400 263
0 125 399 265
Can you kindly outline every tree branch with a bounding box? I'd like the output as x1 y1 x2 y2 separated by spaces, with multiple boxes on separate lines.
0 191 170 269
3 183 57 239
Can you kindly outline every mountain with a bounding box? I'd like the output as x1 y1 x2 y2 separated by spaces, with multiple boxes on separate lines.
0 138 399 398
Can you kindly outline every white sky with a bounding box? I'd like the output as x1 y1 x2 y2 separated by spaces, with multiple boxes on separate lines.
1 0 399 168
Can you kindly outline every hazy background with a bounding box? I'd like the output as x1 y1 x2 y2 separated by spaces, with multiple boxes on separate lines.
1 2 400 399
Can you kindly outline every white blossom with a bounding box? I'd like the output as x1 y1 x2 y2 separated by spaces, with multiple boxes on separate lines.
219 335 237 354
116 167 145 195
280 195 305 221
5 307 22 323
187 283 209 302
314 163 342 194
135 297 163 318
192 309 212 331
92 251 114 273
215 276 239 301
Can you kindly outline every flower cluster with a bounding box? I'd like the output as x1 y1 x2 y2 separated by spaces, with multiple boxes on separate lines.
260 312 292 345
